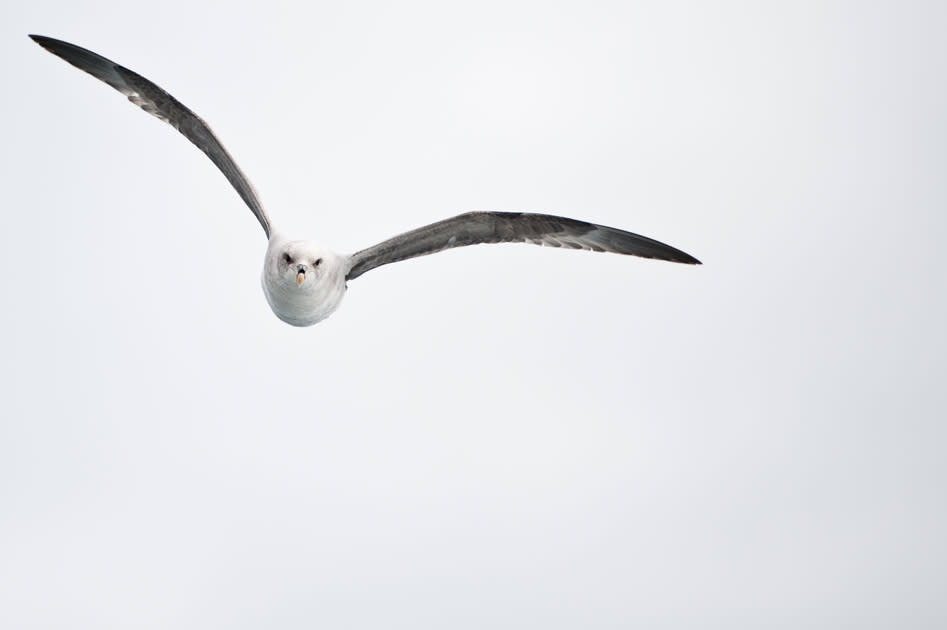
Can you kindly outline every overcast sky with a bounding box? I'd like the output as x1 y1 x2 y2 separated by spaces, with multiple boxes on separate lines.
2 1 945 628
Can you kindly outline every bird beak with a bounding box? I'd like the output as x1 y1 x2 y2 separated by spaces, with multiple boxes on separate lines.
297 271 305 286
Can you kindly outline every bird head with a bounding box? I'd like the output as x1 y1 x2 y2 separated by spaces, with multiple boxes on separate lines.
275 242 330 289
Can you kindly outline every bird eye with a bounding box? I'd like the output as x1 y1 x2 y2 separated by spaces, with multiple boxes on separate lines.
314 258 322 267
283 253 292 264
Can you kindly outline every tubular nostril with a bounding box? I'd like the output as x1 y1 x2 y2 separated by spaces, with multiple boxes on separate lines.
297 265 306 274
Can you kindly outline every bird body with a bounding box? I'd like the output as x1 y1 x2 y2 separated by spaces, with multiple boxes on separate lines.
261 235 346 326
30 35 700 327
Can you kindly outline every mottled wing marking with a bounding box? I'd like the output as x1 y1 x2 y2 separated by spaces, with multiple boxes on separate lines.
345 211 700 281
30 35 272 238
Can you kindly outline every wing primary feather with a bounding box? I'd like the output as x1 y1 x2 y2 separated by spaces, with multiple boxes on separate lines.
29 34 272 238
345 211 700 281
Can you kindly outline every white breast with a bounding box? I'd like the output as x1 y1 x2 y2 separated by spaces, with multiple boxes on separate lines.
260 237 348 327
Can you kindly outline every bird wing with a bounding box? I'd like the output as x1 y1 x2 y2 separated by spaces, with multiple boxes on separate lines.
345 211 700 281
30 35 272 238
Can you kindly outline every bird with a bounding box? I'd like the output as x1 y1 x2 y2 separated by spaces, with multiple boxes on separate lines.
30 35 700 327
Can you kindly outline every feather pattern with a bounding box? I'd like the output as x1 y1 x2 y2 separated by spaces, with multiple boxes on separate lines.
346 211 700 281
30 35 272 238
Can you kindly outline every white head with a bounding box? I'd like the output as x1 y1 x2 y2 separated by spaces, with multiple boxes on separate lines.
261 236 347 326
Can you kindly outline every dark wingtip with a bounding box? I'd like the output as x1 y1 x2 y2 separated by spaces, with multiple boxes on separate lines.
680 253 702 265
29 35 87 60
29 34 64 54
659 247 701 265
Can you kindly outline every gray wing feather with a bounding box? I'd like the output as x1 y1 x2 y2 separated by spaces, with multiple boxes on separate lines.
30 35 271 238
345 211 700 281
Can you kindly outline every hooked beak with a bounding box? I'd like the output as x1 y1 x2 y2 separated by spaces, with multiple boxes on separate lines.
296 270 305 286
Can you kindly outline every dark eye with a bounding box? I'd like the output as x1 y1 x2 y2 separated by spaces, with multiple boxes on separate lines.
283 253 292 264
314 258 323 267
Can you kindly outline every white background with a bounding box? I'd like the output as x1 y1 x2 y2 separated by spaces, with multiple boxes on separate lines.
2 1 945 627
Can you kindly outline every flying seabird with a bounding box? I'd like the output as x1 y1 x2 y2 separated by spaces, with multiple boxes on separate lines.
30 35 700 327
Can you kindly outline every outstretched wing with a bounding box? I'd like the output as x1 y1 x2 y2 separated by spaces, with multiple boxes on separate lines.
30 35 272 238
345 211 700 281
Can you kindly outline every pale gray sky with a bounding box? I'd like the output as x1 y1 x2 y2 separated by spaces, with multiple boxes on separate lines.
2 1 945 628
